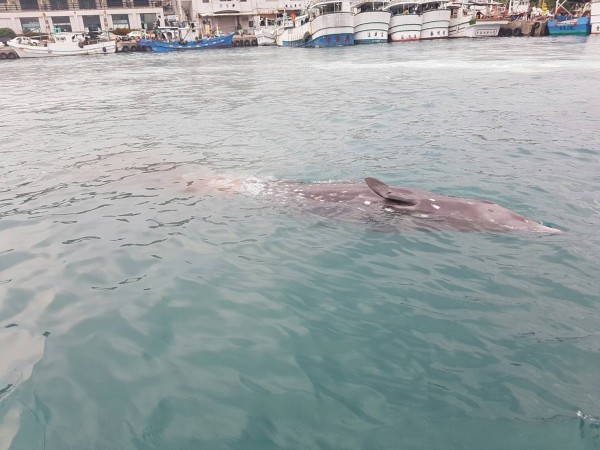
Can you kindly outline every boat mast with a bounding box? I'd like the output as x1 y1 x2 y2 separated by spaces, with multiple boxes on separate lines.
42 12 54 42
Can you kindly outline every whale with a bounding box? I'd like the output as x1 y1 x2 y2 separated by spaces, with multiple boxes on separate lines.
202 176 560 234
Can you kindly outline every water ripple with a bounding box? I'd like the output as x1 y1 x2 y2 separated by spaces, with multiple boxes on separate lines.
1 39 599 449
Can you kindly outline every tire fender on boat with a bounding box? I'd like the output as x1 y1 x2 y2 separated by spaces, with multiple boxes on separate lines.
530 21 540 36
7 52 16 59
102 46 107 53
0 52 7 60
243 39 250 46
130 45 138 51
122 45 130 52
251 39 258 46
233 40 241 47
512 27 523 37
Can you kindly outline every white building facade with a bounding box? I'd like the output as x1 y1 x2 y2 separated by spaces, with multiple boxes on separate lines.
0 0 311 35
0 0 162 33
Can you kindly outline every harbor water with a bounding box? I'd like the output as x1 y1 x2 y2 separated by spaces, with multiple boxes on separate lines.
1 37 600 449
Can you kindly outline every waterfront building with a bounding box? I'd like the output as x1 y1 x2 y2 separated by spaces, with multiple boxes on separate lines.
0 0 162 33
189 0 309 34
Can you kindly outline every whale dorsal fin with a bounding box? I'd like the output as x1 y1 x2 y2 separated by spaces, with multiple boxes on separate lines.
365 178 417 206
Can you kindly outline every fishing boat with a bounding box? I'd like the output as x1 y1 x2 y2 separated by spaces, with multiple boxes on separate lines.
548 0 591 35
138 21 235 52
8 30 115 58
275 0 355 47
384 0 422 42
447 1 508 37
254 28 277 45
254 17 284 45
420 0 451 39
592 0 600 33
139 33 235 52
547 16 591 35
352 0 392 43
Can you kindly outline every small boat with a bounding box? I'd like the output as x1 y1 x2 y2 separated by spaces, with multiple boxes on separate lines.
547 16 591 35
254 28 277 46
8 31 115 58
352 0 392 44
139 33 235 52
254 17 282 45
448 1 508 38
384 0 422 42
275 0 355 47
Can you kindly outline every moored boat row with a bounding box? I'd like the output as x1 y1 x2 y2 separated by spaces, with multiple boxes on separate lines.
2 0 594 60
264 0 509 47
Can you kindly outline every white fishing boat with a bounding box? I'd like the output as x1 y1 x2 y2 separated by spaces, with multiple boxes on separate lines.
447 1 508 37
254 28 277 45
352 0 392 43
275 0 355 47
384 0 422 42
253 16 284 45
420 0 451 39
8 31 115 58
592 0 600 34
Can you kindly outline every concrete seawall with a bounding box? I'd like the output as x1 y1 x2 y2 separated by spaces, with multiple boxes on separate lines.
499 19 550 37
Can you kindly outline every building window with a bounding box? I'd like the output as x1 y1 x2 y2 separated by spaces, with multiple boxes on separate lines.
20 17 41 31
19 0 39 10
133 0 149 6
52 15 72 31
83 14 101 30
49 0 68 9
140 12 156 29
112 14 130 28
106 0 124 7
79 0 96 8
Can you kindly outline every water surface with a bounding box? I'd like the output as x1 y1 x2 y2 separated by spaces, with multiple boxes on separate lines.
1 36 600 449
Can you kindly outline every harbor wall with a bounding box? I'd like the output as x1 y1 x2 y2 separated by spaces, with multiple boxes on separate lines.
499 19 549 37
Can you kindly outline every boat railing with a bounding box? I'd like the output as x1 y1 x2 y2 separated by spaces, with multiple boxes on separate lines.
306 0 347 10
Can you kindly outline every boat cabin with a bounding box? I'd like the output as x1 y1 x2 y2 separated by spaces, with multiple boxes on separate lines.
384 1 419 15
352 0 389 13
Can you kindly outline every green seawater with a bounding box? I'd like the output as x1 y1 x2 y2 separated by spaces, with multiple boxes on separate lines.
1 37 599 449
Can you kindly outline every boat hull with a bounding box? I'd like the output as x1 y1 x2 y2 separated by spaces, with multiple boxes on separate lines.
548 17 591 35
254 29 277 45
276 10 355 47
420 9 451 40
8 41 115 58
139 33 234 52
354 10 391 44
449 18 508 38
388 13 422 42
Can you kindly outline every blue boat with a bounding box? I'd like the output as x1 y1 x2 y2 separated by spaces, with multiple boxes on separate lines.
547 16 591 35
139 33 235 52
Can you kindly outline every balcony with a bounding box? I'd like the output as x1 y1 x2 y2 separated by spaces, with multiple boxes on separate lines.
0 0 163 11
